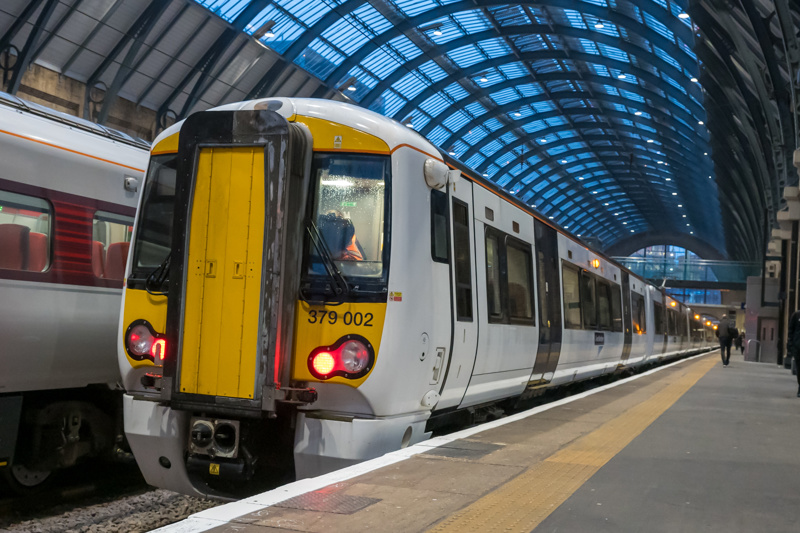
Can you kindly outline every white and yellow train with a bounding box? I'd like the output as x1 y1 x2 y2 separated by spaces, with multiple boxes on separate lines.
118 98 716 498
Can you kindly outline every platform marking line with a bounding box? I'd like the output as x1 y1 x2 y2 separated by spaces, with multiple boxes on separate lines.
426 355 717 533
151 351 715 533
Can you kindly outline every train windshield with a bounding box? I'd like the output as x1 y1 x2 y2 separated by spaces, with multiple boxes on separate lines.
305 153 390 292
130 154 177 280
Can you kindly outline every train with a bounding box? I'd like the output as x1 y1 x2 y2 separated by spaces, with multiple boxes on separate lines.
118 98 716 499
0 91 149 492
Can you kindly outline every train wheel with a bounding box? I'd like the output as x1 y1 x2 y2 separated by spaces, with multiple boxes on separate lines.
2 464 52 495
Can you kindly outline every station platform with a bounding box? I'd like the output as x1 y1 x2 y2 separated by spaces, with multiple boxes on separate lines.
155 351 800 533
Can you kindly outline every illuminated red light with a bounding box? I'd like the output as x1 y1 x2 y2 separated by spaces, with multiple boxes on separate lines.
151 338 167 360
312 352 336 375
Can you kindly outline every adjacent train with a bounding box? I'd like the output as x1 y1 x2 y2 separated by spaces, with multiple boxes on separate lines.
0 92 149 491
119 98 716 499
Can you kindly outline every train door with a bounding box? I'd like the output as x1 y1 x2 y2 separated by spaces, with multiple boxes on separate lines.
620 272 633 362
530 220 562 383
437 181 479 410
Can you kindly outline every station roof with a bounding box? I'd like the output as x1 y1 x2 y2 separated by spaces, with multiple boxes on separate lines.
2 0 798 260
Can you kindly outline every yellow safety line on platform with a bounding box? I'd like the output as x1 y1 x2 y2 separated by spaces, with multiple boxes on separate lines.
427 354 717 533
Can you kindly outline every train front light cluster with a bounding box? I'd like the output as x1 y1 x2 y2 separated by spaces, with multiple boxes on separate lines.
308 335 374 380
125 319 167 362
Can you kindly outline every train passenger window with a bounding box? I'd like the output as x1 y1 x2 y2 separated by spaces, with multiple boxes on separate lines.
307 153 390 280
0 190 52 272
485 231 503 321
580 273 597 329
130 154 177 279
430 190 449 264
507 240 533 322
93 211 134 280
632 294 646 334
562 263 581 329
653 302 665 335
610 284 623 332
597 281 612 330
667 309 677 335
452 199 473 321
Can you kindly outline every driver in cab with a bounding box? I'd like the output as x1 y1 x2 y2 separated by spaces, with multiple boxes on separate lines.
318 210 364 261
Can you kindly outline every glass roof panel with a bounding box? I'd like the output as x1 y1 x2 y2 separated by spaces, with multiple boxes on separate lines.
192 0 718 249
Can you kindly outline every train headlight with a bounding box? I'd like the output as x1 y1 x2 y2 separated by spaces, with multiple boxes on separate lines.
128 324 154 357
340 340 369 373
125 320 167 362
308 335 374 380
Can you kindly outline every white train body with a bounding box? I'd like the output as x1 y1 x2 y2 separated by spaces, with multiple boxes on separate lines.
119 98 715 498
0 93 148 486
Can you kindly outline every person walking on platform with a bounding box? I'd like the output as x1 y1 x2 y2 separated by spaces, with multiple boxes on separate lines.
786 309 800 397
734 332 744 354
716 314 736 367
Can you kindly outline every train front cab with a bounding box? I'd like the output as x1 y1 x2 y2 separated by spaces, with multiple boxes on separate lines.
119 101 436 497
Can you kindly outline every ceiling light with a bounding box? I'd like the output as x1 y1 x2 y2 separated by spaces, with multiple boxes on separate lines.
665 178 671 181
514 112 521 116
647 139 654 143
631 229 635 232
708 175 712 179
480 76 488 82
686 223 690 226
682 214 686 218
634 111 642 116
561 159 567 163
592 191 597 194
672 192 677 195
483 173 488 177
540 138 547 143
549 216 554 220
678 13 690 19
578 177 584 180
433 29 443 36
565 226 569 229
678 204 683 207
618 74 626 79
604 203 609 206
690 77 698 82
704 152 708 155
623 222 628 225
690 231 694 234
698 120 704 125
578 234 582 237
614 212 619 215
595 22 604 29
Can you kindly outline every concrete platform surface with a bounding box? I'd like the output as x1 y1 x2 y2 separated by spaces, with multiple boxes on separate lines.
154 352 800 533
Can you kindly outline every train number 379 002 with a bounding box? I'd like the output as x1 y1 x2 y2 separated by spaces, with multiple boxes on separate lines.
307 310 374 326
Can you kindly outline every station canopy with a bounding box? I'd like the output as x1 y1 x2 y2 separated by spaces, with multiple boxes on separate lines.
2 0 799 260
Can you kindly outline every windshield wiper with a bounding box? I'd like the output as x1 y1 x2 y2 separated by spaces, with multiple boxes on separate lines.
304 220 350 303
145 253 171 296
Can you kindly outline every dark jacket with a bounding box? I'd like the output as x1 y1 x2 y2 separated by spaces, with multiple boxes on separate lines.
788 310 800 358
717 318 736 341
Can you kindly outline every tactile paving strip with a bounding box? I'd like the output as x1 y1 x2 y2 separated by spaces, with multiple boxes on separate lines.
427 355 717 533
275 491 381 514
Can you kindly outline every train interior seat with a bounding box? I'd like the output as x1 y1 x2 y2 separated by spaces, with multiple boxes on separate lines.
92 240 105 278
27 232 47 271
105 241 129 280
0 223 30 270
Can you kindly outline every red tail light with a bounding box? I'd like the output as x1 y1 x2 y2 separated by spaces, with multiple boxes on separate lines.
308 335 374 380
151 338 167 360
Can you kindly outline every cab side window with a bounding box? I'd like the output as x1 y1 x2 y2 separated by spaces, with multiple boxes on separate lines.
0 190 52 272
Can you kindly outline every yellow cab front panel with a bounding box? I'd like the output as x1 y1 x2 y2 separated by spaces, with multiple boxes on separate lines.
180 147 265 399
289 114 391 388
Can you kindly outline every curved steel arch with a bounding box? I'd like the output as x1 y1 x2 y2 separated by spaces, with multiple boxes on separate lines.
359 31 702 119
472 127 705 178
408 67 701 139
288 0 699 99
604 232 726 261
491 107 713 195
462 109 711 171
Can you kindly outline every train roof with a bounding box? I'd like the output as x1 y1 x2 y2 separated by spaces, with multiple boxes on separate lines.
0 91 150 150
